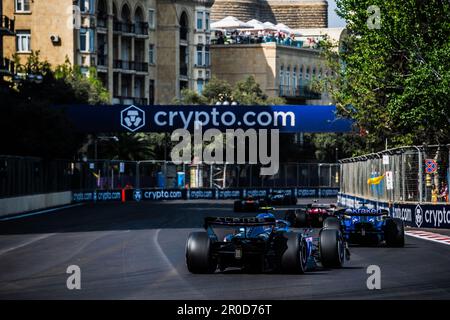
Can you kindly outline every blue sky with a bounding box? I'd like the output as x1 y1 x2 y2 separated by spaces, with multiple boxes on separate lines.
328 0 347 27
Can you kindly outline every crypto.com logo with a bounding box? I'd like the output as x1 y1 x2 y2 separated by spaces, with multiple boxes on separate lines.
121 105 146 132
415 204 424 228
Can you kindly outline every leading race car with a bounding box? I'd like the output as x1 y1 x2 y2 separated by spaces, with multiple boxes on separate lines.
285 201 339 228
335 207 405 247
262 191 298 206
185 212 349 274
233 196 262 212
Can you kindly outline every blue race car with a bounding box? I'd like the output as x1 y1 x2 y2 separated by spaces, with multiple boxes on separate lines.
186 211 349 274
336 207 405 247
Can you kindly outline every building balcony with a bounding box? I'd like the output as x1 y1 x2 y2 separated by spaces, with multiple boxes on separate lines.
134 22 149 36
114 22 134 34
97 54 108 67
180 64 188 77
97 15 108 29
180 27 189 41
113 22 148 36
0 58 15 75
279 85 322 100
134 61 148 72
113 60 148 72
1 15 15 36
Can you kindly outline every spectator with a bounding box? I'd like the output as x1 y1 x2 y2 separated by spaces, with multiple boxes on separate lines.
439 182 448 202
431 184 439 203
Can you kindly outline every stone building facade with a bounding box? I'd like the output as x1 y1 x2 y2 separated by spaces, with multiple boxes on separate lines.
211 0 328 28
211 42 332 105
2 0 214 104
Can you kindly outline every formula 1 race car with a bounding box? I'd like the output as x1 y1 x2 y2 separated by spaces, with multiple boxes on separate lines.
285 202 339 228
335 208 405 247
185 212 349 274
233 196 263 212
262 191 298 206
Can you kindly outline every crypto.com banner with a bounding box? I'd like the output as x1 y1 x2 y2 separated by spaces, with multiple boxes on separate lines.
55 104 353 133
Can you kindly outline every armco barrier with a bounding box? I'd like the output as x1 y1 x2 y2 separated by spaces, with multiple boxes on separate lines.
72 187 340 203
338 193 450 229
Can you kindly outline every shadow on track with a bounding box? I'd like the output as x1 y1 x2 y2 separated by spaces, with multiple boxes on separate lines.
0 200 301 235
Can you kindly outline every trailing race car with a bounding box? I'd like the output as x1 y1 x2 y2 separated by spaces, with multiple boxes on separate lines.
233 196 262 212
262 191 297 206
335 207 405 247
285 202 339 228
185 212 349 274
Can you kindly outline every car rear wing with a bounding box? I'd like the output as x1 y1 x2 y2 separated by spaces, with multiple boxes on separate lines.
204 216 276 228
335 208 389 216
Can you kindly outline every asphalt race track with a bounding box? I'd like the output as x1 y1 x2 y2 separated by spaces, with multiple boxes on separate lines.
0 199 449 300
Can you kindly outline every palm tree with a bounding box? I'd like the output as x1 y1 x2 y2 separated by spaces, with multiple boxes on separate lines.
99 133 165 161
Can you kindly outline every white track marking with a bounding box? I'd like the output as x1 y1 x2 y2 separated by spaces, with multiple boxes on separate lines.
152 229 206 298
0 233 55 256
0 203 84 221
406 230 450 246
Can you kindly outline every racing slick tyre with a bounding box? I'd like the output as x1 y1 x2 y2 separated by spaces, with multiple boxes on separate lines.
320 229 345 268
285 210 308 227
295 210 308 228
186 232 217 274
323 217 341 230
281 233 308 274
385 218 405 247
233 201 242 212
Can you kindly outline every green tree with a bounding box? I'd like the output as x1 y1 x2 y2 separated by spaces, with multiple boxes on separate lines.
55 57 110 105
0 51 109 159
202 77 233 104
99 133 162 161
322 0 450 152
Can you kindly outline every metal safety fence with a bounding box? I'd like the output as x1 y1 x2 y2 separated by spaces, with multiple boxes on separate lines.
339 145 450 203
0 155 339 198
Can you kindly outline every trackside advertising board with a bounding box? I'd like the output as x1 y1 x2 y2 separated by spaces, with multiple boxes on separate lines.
338 193 450 229
55 104 353 133
73 187 339 202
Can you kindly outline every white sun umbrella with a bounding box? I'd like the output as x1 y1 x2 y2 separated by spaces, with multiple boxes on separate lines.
261 21 277 31
211 16 252 30
247 19 263 27
275 23 292 34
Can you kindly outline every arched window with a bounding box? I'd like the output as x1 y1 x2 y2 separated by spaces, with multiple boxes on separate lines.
121 3 131 22
135 6 146 35
286 66 290 92
292 66 297 93
121 3 132 33
180 12 188 41
305 66 310 80
113 2 118 22
279 65 284 95
97 0 108 28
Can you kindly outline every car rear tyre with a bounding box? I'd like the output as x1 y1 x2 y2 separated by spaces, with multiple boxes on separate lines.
385 218 405 247
281 233 308 274
320 229 344 268
295 210 308 228
323 217 341 230
186 232 217 274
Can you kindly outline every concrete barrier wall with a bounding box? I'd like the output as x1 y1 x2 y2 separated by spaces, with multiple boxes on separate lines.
0 191 72 217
